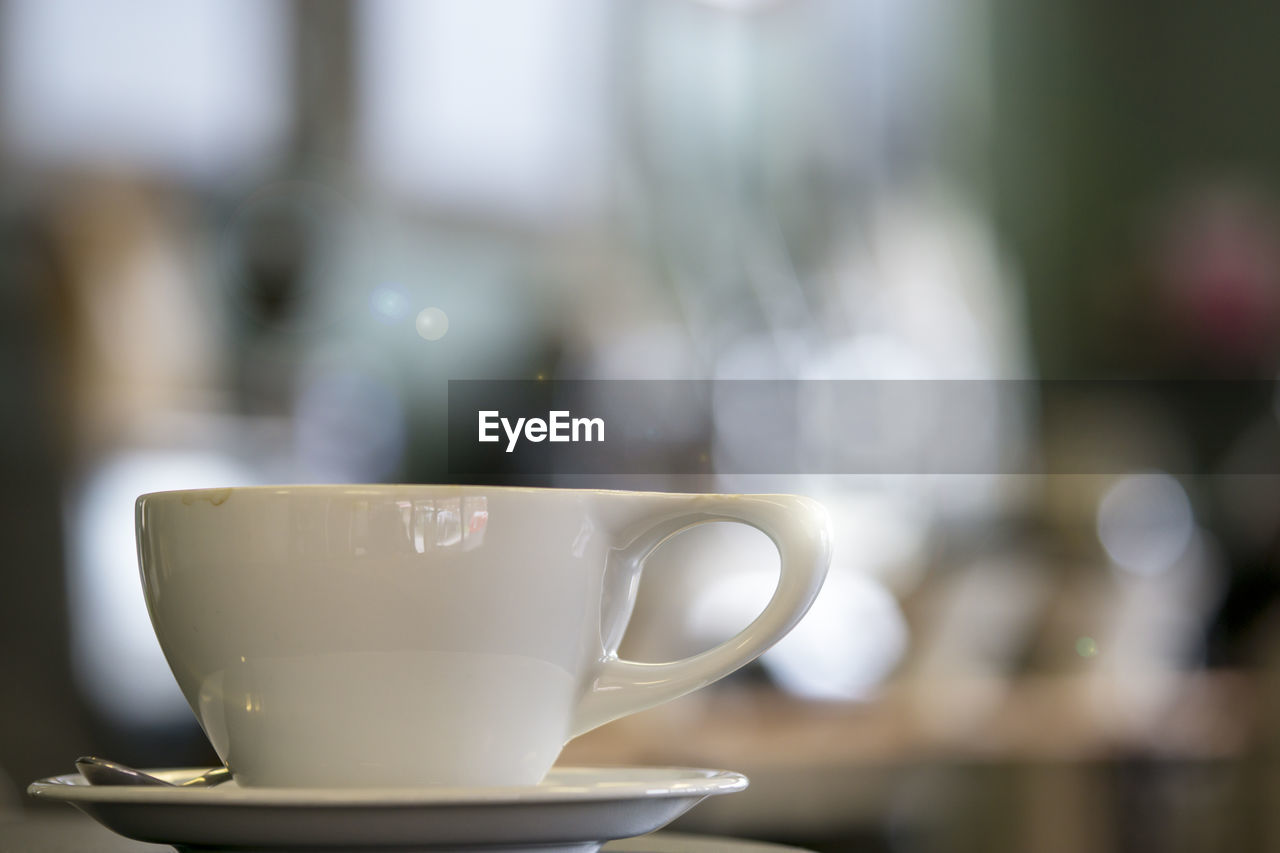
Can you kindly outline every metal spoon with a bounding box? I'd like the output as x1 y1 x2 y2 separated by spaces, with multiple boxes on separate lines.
75 756 232 787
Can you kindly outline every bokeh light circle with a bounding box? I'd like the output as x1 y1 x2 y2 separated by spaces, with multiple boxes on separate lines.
415 307 449 341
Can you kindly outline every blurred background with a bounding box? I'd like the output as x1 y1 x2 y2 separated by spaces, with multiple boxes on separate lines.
3 0 1280 850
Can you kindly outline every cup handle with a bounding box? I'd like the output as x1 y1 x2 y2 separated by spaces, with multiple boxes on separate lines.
569 494 831 738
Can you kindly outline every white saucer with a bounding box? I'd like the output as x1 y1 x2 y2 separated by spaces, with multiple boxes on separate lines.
27 766 748 853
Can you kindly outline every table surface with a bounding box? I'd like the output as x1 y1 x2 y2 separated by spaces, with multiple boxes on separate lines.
0 813 812 853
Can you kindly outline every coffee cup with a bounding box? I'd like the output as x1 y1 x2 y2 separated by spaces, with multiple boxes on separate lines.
135 485 830 788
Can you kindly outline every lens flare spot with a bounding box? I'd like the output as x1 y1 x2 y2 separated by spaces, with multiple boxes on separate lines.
370 283 410 324
416 307 449 341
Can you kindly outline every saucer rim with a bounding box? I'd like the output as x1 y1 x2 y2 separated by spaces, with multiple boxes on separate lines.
27 765 749 807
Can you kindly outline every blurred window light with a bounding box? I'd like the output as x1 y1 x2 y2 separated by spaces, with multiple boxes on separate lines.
1097 472 1195 577
1 0 290 182
690 567 907 701
674 522 908 701
67 450 261 727
356 0 608 221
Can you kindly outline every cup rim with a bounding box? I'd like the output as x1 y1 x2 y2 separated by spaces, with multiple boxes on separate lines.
136 484 806 502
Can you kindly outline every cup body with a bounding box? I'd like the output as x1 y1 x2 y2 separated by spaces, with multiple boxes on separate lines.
139 486 629 788
137 484 830 788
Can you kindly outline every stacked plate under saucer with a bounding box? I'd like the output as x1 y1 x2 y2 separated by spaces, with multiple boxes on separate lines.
27 765 748 853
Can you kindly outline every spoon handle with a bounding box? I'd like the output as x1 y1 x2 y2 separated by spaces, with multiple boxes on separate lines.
178 766 234 787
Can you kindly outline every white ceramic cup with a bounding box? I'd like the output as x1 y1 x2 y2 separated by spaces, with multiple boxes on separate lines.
136 485 830 788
